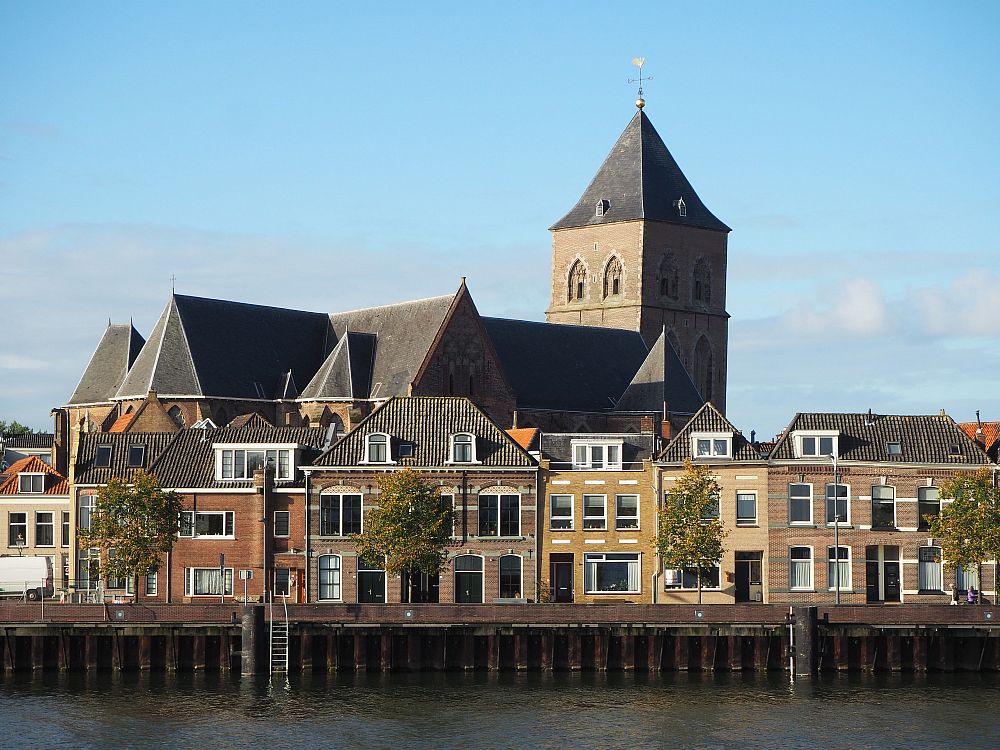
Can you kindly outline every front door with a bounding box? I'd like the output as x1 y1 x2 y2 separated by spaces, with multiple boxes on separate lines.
865 545 901 603
734 551 763 603
884 562 901 602
551 555 574 602
401 571 440 603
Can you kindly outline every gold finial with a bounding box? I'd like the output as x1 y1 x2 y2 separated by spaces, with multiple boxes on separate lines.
629 57 652 109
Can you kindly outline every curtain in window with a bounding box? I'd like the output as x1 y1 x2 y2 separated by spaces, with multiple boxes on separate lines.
627 557 640 591
584 559 595 592
790 560 812 589
918 547 942 590
194 568 222 595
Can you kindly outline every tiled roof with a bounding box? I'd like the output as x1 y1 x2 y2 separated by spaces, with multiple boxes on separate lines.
507 428 539 451
483 318 649 412
312 397 536 468
67 323 145 405
551 110 729 233
959 422 1000 458
615 329 704 415
74 432 179 485
148 427 328 488
658 402 760 462
0 456 68 495
539 432 656 467
2 433 54 449
227 412 274 430
107 413 135 433
769 413 990 464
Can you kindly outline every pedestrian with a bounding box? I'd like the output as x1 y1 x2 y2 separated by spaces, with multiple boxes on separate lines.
967 586 977 605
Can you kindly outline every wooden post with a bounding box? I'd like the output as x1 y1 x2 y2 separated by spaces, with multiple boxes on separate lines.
753 635 768 672
675 635 690 671
326 633 339 673
192 635 206 671
647 633 663 672
514 633 528 671
380 632 393 672
833 636 849 671
700 635 716 672
240 605 265 675
860 636 876 673
622 633 636 672
540 633 553 671
912 634 928 672
462 633 475 671
86 635 100 672
886 635 902 672
594 630 608 672
353 632 368 672
728 635 742 672
567 630 581 671
487 634 499 672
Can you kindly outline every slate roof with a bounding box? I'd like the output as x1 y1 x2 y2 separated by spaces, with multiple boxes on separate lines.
74 432 179 485
482 318 649 412
539 432 656 468
769 413 991 464
148 427 328 489
0 456 68 495
115 295 331 400
299 331 377 400
551 110 729 233
615 329 704 415
67 323 145 405
312 397 536 468
2 433 54 449
658 402 761 462
321 294 455 399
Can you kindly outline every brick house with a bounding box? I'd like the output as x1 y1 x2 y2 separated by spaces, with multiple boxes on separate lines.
304 397 538 604
767 412 993 605
538 430 658 603
657 403 769 604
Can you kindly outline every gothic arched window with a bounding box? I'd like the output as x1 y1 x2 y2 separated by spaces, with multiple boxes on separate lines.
692 258 712 305
568 260 587 302
693 336 714 403
603 257 623 298
659 253 679 300
167 405 185 428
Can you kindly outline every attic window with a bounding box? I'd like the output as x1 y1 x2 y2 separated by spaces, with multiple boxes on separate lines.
18 473 44 493
449 433 477 464
365 433 391 464
127 445 146 468
674 197 687 218
95 445 112 468
691 432 732 459
886 442 902 457
949 444 962 457
398 443 414 458
596 199 610 217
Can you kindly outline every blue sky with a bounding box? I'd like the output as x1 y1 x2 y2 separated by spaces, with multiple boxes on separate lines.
2 1 998 438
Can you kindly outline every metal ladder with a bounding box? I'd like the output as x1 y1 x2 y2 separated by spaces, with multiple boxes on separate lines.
269 594 289 674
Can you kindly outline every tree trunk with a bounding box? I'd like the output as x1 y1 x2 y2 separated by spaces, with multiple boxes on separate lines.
698 572 703 605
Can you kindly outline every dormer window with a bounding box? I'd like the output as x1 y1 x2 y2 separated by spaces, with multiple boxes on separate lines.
18 473 44 493
94 445 112 468
398 442 414 458
127 444 145 468
886 442 902 457
366 433 390 464
217 446 294 480
691 432 732 459
596 199 610 217
793 431 839 459
674 197 687 217
571 440 624 470
450 433 476 464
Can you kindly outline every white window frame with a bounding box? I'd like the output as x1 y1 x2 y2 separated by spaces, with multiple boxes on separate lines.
789 546 814 591
827 545 852 591
448 433 479 464
319 493 363 537
736 491 757 526
825 483 850 525
549 494 574 531
179 510 235 539
18 473 45 494
690 432 733 459
570 440 623 470
318 554 342 601
871 485 896 529
273 510 290 538
917 486 941 531
615 494 640 530
788 483 813 525
34 511 55 548
145 571 158 596
663 564 722 591
184 567 234 597
582 494 607 530
584 552 641 594
8 512 27 547
792 430 839 459
215 445 295 481
918 546 943 592
362 433 393 464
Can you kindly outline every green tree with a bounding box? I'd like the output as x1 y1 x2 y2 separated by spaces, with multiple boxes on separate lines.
354 469 453 583
77 470 184 595
929 467 1000 604
0 420 36 437
655 459 729 603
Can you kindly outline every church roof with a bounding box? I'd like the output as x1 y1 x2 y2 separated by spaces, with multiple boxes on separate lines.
551 110 729 233
299 331 377 400
615 329 704 415
114 295 330 401
482 318 649 412
67 323 145 405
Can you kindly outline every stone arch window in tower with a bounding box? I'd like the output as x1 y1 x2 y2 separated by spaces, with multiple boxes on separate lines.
603 257 623 298
167 405 185 428
693 336 714 403
693 258 712 306
568 260 587 302
658 253 679 300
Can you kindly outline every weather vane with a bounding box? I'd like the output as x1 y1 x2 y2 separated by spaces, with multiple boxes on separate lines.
628 57 652 110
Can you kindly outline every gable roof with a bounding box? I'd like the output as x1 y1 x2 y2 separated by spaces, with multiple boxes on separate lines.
539 432 656 468
67 323 145 405
1 433 54 449
227 412 274 430
769 413 990 465
311 397 536 468
74 432 179 485
114 295 331 401
148 427 328 489
0 456 68 495
659 402 760 462
507 428 540 452
615 329 704 415
299 331 377 400
959 421 1000 459
482 318 649 412
551 110 729 233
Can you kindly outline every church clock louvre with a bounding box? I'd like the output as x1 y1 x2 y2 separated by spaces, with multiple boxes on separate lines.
546 106 731 412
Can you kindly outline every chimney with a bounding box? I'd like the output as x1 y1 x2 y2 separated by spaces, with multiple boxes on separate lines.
660 420 672 440
751 429 756 444
639 415 655 433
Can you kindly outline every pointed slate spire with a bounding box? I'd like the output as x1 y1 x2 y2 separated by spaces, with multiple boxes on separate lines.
67 323 146 405
551 110 729 232
615 329 703 414
299 331 376 400
115 296 202 399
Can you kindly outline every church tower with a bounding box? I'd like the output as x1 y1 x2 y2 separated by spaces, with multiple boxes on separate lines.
545 102 731 411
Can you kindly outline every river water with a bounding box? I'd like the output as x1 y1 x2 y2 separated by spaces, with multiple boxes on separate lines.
1 671 997 750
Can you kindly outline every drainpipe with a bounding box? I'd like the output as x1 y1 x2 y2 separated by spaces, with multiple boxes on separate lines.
304 471 311 602
461 470 468 544
652 458 660 605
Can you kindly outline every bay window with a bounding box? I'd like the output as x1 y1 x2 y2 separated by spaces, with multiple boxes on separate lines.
584 553 640 594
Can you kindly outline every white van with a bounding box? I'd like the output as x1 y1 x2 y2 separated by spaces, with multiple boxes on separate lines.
0 556 53 600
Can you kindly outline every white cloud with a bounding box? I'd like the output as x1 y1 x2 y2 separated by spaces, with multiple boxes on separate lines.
0 354 47 370
781 277 890 337
913 269 1000 337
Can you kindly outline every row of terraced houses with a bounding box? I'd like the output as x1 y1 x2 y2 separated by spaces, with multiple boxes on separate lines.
3 401 997 607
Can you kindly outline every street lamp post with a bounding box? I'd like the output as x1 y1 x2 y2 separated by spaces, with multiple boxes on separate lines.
828 454 841 606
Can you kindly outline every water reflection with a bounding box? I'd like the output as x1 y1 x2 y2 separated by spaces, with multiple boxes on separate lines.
1 670 998 749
